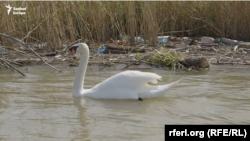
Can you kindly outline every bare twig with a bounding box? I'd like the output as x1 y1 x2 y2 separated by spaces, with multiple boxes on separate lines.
158 24 208 35
3 60 15 72
0 63 8 69
0 33 62 72
191 17 223 36
21 18 47 41
14 48 37 58
5 59 23 66
0 58 26 77
100 63 108 71
98 2 124 37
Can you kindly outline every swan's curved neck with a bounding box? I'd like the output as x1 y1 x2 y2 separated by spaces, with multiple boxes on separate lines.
73 46 89 96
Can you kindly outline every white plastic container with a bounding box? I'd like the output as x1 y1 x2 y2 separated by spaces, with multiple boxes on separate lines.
201 36 215 43
134 36 144 44
181 37 189 41
157 36 169 40
157 36 169 44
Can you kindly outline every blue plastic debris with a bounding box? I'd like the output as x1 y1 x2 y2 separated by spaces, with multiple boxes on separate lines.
95 45 106 54
158 38 168 44
157 36 169 44
0 46 5 52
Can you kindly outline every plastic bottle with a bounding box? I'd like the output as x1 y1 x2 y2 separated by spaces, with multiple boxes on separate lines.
201 37 215 43
221 38 238 45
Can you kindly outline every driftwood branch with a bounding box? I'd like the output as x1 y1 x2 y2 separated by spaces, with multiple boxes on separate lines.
0 58 26 77
0 63 8 69
0 33 62 72
5 59 23 66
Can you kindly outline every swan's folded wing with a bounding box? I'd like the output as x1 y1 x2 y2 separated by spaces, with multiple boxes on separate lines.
138 79 181 98
91 70 162 91
87 70 180 99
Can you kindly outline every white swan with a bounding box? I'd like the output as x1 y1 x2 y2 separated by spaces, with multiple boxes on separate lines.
68 43 181 101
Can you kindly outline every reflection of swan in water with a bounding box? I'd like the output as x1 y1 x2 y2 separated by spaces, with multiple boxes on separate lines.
72 97 176 140
73 97 90 139
73 97 146 114
73 96 174 116
68 43 181 101
72 96 178 140
73 97 149 139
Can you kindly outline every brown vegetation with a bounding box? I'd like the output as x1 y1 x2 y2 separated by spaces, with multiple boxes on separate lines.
0 1 250 51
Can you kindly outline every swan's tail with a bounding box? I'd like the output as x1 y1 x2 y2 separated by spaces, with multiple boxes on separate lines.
139 79 181 99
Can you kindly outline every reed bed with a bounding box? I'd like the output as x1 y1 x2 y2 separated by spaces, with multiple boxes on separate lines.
0 1 250 51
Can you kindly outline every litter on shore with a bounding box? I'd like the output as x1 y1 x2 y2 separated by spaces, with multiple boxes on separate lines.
1 34 250 76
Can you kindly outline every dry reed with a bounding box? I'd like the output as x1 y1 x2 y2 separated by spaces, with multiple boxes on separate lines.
0 1 249 51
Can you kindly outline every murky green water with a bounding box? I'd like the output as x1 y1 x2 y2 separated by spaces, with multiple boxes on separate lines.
0 64 250 141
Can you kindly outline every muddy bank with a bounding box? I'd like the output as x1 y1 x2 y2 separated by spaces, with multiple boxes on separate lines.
1 41 250 67
1 36 250 77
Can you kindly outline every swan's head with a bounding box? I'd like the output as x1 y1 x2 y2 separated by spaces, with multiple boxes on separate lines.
68 46 79 56
68 43 89 56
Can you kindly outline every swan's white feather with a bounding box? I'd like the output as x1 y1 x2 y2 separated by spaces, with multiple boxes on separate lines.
82 70 180 99
71 43 181 99
92 70 162 89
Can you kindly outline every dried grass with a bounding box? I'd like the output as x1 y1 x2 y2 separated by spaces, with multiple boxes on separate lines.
0 1 249 50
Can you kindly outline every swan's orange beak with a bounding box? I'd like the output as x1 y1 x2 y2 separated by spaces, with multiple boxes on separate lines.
68 49 75 56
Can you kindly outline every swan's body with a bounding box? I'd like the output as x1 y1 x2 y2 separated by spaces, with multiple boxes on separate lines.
69 43 180 100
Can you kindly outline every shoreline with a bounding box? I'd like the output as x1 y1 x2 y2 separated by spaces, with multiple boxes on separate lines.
1 43 250 77
1 35 250 77
1 43 250 68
